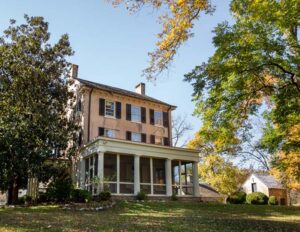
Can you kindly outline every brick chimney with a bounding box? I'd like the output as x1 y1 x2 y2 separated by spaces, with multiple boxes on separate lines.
135 83 145 95
69 64 78 79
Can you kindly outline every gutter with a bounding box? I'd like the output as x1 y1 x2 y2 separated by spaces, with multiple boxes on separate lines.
87 88 94 142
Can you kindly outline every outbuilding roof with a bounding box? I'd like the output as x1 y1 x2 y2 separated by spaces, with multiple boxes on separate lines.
76 78 176 109
254 174 284 189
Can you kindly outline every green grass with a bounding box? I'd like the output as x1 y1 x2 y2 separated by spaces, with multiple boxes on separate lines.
0 201 299 231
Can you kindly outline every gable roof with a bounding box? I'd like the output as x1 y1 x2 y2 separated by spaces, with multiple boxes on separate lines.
253 173 284 189
75 78 176 109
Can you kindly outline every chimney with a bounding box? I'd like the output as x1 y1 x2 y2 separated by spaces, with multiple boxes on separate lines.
69 64 79 79
135 82 145 95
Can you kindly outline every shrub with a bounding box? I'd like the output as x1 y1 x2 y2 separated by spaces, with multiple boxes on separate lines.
246 192 268 205
18 196 25 205
38 192 49 203
71 189 92 203
136 191 147 201
171 193 178 201
227 191 246 204
98 191 111 201
46 177 73 202
268 196 278 205
18 195 33 205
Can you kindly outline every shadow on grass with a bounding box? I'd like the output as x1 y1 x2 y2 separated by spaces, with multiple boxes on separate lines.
0 202 299 231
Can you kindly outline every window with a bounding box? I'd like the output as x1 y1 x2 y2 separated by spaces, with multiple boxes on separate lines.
104 153 117 193
132 132 142 142
153 158 166 194
155 136 163 145
172 160 194 196
105 100 115 117
154 111 163 125
105 129 116 138
84 154 99 194
251 183 257 193
131 106 141 122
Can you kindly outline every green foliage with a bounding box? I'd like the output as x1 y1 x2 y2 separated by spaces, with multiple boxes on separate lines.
0 15 78 204
227 191 246 204
71 189 92 203
185 0 300 181
268 196 278 205
246 192 268 205
171 193 178 201
46 177 73 202
136 191 147 201
98 191 111 201
18 195 32 205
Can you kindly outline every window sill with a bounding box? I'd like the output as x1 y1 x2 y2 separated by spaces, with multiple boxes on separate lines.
104 115 116 119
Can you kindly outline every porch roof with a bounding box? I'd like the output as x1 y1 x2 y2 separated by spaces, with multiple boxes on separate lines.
79 137 200 162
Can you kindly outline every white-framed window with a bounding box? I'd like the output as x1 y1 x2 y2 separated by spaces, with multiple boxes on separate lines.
105 100 115 117
154 111 163 125
105 129 116 138
132 132 142 142
131 106 141 122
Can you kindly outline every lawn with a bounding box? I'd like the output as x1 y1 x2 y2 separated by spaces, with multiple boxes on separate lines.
0 201 299 232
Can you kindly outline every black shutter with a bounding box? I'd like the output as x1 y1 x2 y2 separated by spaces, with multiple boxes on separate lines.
77 100 82 112
163 112 169 127
98 127 105 136
126 131 132 141
150 135 155 144
149 109 154 125
94 154 98 176
99 98 105 116
116 102 122 119
141 107 146 123
141 133 146 143
78 132 82 146
163 137 170 146
126 104 131 121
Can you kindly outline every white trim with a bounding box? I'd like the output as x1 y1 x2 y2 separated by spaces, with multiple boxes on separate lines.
117 154 120 194
80 137 199 162
150 158 153 195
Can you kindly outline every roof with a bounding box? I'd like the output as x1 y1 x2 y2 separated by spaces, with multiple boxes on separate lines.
75 78 176 109
253 173 284 189
199 182 223 198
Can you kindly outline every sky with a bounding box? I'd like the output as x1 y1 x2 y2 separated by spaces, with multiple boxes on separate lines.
0 0 234 145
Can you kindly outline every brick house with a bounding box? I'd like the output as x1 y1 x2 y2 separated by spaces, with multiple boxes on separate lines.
69 65 200 198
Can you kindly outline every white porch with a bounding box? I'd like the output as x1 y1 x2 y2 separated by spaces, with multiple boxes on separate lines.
78 137 200 197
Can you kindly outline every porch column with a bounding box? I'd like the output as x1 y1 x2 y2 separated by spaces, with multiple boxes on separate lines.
165 159 172 196
134 155 140 195
98 152 104 191
79 157 85 189
193 161 200 197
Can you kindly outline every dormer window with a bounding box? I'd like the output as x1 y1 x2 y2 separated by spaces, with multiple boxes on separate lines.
105 100 115 117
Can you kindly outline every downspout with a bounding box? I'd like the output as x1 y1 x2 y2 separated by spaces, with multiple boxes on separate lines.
87 88 94 142
168 106 173 147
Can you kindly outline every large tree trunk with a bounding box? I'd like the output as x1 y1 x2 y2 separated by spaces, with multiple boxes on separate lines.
7 177 19 205
7 183 13 205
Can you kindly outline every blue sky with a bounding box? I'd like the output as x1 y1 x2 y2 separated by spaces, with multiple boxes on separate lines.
0 0 233 145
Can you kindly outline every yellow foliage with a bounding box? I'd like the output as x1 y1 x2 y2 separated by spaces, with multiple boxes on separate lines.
270 151 300 190
109 0 211 80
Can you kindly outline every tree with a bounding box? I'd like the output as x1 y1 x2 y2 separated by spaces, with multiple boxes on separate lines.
109 0 214 80
0 15 77 204
198 154 247 196
184 0 299 183
172 114 193 147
